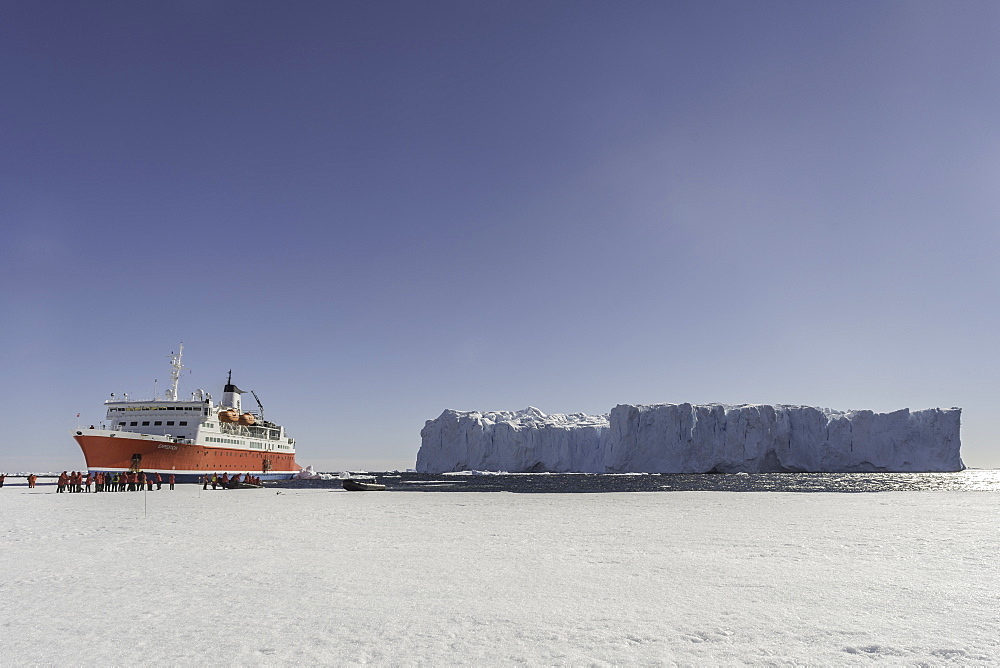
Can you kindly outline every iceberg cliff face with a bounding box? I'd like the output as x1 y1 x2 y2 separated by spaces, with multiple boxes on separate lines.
416 404 963 473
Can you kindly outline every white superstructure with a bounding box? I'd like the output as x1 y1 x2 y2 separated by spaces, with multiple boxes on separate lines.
99 345 295 455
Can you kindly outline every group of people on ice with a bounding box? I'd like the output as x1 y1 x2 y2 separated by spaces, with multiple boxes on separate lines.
201 472 263 489
57 470 176 492
12 471 265 491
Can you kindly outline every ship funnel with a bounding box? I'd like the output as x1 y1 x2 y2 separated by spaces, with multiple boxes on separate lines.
222 370 245 410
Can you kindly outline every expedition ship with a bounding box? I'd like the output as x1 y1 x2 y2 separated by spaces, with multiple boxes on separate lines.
73 345 301 481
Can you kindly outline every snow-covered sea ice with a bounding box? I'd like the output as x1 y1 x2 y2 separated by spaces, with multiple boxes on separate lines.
1 482 996 664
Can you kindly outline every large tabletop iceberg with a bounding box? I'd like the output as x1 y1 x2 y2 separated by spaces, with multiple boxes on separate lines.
417 403 963 473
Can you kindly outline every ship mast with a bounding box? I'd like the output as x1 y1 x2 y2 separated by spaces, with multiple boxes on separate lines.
165 343 184 401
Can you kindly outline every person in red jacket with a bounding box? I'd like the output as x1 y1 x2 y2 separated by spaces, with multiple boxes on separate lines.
169 473 175 490
57 471 68 493
155 473 162 490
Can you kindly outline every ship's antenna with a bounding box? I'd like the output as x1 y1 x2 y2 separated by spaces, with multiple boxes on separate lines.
166 343 185 401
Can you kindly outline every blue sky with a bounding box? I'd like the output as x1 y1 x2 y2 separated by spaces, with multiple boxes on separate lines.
2 1 997 471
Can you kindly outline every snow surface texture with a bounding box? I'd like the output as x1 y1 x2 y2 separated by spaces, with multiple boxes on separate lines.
1 483 997 664
417 404 964 473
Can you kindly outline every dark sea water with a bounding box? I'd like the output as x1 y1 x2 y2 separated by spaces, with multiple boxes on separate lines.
270 469 1000 493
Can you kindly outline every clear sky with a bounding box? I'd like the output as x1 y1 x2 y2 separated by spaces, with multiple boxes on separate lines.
2 1 997 472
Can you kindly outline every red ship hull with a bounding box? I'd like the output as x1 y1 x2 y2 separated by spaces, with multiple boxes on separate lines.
74 433 300 481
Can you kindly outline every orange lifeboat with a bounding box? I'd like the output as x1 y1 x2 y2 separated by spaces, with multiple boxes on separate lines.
238 412 256 425
218 409 239 423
